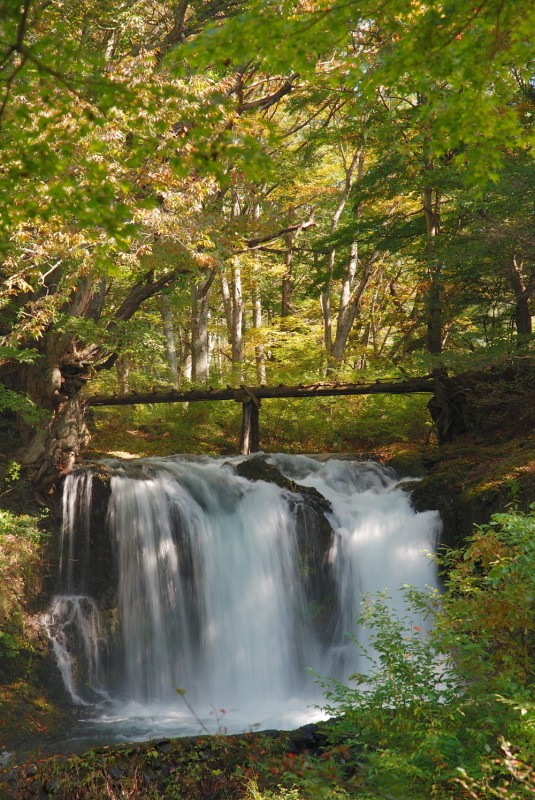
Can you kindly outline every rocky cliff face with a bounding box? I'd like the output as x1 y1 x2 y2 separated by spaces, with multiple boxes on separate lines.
387 436 535 550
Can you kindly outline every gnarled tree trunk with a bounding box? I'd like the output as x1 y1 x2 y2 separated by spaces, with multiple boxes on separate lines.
1 267 188 491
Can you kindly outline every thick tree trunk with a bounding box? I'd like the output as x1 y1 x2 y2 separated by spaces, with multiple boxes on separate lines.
2 267 192 490
8 338 92 490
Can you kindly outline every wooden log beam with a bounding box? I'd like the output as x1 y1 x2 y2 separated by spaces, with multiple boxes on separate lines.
85 378 435 407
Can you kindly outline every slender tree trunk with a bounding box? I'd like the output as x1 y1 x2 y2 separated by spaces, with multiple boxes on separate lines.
220 270 233 341
159 294 179 388
116 356 130 394
182 351 192 381
191 280 210 382
331 150 368 362
281 231 294 317
252 282 266 384
251 200 266 383
321 283 333 355
323 146 364 360
422 185 442 354
510 255 534 341
332 246 377 361
231 264 243 368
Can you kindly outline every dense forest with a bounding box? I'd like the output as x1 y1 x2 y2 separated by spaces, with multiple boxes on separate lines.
1 0 535 476
3 1 535 799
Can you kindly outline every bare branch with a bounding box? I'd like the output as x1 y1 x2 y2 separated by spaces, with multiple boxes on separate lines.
237 74 298 113
245 219 316 250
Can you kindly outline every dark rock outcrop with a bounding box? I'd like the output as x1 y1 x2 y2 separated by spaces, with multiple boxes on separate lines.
235 455 336 640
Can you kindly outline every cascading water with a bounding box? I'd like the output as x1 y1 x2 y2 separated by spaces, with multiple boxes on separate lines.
43 454 440 749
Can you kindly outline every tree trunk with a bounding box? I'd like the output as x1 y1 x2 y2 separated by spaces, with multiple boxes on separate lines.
231 264 243 369
159 294 179 388
220 270 233 342
332 246 376 361
116 355 130 394
8 337 93 491
251 200 266 383
2 267 192 490
322 146 365 360
510 255 535 342
281 231 294 317
321 285 333 355
422 185 443 354
252 282 266 384
191 279 210 382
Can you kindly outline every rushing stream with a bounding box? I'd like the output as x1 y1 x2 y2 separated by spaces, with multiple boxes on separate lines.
42 454 440 750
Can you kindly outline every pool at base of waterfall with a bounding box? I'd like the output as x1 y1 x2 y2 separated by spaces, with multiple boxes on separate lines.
41 454 441 752
38 697 328 755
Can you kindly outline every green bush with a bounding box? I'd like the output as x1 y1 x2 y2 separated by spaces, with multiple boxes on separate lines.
0 510 43 659
294 509 535 799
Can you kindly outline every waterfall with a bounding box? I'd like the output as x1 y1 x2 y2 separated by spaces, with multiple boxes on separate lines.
43 454 440 745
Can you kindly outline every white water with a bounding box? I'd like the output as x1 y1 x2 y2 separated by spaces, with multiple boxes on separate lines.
43 454 440 746
42 595 107 706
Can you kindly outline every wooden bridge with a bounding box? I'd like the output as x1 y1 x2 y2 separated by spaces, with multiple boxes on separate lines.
85 377 436 455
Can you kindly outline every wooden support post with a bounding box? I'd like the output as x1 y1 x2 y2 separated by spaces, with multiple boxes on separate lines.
250 402 260 452
240 402 252 455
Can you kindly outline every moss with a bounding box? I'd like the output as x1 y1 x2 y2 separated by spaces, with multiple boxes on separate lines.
0 679 72 756
386 448 426 478
387 433 535 548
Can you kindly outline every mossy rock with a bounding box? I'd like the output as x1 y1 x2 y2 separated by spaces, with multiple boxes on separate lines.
234 455 295 490
386 448 426 478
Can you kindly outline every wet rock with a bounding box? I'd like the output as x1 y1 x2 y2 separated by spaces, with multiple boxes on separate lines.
234 456 294 490
109 766 123 780
236 454 337 639
287 722 330 753
0 752 13 768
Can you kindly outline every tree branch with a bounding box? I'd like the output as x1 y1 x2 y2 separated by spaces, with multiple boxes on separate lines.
237 74 298 113
244 219 316 250
114 268 189 322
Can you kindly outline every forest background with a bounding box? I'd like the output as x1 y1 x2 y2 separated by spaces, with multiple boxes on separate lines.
3 2 535 800
1 0 535 471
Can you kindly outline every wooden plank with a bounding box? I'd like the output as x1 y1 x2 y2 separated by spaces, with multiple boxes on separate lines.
85 378 435 407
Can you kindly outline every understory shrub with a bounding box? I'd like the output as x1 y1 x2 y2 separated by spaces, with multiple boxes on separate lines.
276 508 535 799
0 510 43 660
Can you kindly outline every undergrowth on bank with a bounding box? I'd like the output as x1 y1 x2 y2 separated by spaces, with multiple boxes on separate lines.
273 506 535 799
0 510 43 661
4 509 535 798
